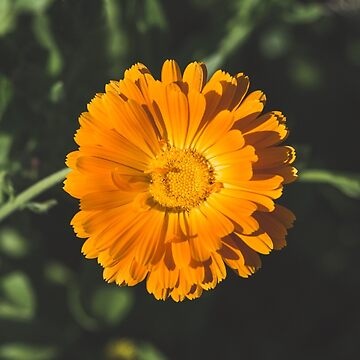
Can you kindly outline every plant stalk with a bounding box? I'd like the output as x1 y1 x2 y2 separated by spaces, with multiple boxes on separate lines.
0 168 70 222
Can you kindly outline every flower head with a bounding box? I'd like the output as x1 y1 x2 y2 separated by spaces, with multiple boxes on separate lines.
64 60 297 301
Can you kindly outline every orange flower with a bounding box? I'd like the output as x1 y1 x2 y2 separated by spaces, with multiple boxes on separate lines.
64 60 297 301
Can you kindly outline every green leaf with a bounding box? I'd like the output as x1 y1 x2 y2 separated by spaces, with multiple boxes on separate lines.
0 74 13 121
24 198 58 213
203 0 264 75
0 227 28 258
44 261 72 285
49 81 65 103
0 0 16 36
91 286 133 326
0 272 35 321
32 12 63 77
103 0 128 74
0 133 12 166
0 343 57 360
285 3 326 24
67 281 98 331
0 0 55 37
300 169 360 199
15 0 54 14
0 171 15 206
259 27 290 59
145 0 167 30
137 343 168 360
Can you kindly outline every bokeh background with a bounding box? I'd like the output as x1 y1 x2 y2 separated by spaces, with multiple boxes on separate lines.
1 0 360 359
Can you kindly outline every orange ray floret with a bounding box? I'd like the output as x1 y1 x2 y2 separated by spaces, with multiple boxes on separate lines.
64 60 297 301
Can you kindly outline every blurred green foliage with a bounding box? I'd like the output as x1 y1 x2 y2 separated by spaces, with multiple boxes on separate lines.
301 169 360 199
0 272 35 321
0 0 359 359
0 75 13 122
0 227 28 258
90 287 133 327
0 343 57 360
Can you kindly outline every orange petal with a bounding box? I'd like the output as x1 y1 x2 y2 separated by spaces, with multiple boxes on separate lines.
184 90 206 147
204 129 245 158
161 59 182 84
254 146 296 169
194 110 234 152
233 90 266 127
80 190 136 211
182 62 207 91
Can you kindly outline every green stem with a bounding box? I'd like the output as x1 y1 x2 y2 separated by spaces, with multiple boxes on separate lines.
299 169 360 199
0 168 70 222
299 169 334 183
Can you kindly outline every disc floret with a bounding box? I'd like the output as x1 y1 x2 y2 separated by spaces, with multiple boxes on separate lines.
148 147 216 211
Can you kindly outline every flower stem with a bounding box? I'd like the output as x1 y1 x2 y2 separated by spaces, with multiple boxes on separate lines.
299 169 360 199
0 168 70 222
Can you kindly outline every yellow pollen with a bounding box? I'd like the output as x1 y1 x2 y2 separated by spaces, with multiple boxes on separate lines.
148 147 216 211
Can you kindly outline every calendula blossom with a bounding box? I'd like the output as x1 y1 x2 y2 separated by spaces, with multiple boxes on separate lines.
64 60 297 301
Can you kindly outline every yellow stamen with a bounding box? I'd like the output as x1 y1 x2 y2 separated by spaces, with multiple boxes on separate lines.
148 147 216 211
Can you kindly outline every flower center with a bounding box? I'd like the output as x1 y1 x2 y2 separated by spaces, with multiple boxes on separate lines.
148 147 216 211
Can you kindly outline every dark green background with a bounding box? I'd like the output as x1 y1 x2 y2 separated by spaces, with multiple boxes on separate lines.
1 0 360 359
